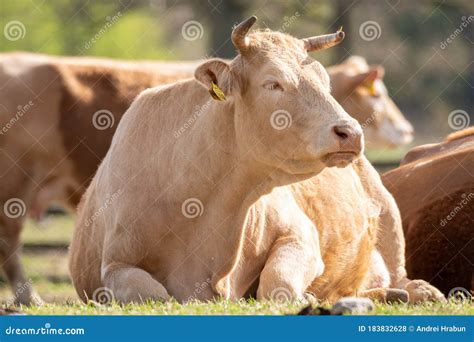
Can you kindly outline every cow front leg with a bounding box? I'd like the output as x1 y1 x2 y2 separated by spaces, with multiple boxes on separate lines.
376 194 445 302
101 263 171 303
257 236 324 302
0 216 42 305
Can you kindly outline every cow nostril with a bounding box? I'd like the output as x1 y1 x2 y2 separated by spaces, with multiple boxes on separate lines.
333 126 349 140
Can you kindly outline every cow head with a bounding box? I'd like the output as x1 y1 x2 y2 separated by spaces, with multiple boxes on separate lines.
329 56 414 148
195 16 363 176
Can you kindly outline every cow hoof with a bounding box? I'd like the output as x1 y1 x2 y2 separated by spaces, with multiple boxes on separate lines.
330 297 375 315
14 292 44 306
302 292 318 305
405 280 446 303
385 289 409 304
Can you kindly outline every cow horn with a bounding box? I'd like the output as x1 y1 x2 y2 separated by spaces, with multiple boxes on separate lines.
302 30 345 52
231 16 257 52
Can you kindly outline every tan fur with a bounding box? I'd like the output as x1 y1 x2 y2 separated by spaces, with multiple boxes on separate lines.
69 28 367 303
0 52 197 303
382 132 474 295
328 56 414 148
0 49 427 303
445 127 474 142
69 28 441 304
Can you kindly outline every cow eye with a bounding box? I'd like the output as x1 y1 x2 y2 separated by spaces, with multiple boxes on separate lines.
263 81 284 91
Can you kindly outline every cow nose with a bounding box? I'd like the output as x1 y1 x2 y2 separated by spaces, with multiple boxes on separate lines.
332 124 360 141
332 123 363 153
333 125 351 140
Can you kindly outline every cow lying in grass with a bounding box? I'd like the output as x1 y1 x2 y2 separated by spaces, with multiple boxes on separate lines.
0 32 412 305
69 17 443 304
382 128 474 296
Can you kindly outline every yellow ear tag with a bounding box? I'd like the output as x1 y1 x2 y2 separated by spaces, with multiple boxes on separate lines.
209 81 226 101
363 80 377 96
337 26 343 33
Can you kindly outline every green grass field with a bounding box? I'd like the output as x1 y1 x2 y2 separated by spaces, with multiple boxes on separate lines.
2 216 471 315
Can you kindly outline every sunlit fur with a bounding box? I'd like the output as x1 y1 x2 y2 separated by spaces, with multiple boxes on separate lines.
69 28 365 303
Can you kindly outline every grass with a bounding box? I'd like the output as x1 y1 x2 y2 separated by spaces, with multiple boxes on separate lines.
22 215 73 245
11 300 474 316
5 215 472 316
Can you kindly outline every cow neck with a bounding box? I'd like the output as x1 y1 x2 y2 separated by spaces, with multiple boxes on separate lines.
181 98 276 298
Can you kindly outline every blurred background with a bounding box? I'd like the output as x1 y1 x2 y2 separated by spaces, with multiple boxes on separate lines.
1 0 472 144
0 0 472 303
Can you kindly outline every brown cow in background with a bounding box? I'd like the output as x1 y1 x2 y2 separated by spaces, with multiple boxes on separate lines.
382 128 474 296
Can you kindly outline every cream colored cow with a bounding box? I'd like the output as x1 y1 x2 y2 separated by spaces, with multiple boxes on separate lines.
329 56 414 148
0 49 422 305
69 18 364 302
69 18 443 304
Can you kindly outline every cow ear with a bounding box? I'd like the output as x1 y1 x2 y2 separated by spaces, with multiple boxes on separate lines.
195 59 233 101
370 65 385 79
349 66 384 89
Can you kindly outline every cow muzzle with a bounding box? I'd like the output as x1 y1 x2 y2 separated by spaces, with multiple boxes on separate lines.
323 121 364 167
